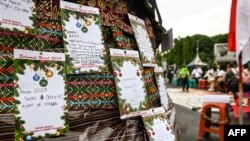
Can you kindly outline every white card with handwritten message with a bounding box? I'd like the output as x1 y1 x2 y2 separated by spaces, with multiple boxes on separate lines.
128 14 156 67
154 67 169 110
143 114 175 141
110 48 150 119
0 0 35 31
61 1 107 74
14 49 67 137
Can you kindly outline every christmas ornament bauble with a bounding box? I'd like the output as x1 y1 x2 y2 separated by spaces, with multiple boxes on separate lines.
76 21 81 28
74 70 80 74
56 131 61 136
81 26 88 33
39 77 48 87
85 20 91 26
25 135 32 141
45 70 53 78
30 63 35 69
33 73 40 81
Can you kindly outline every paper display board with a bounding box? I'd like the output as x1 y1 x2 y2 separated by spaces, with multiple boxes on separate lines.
154 67 169 110
61 1 107 74
0 0 35 31
14 49 68 139
143 114 175 141
110 48 151 119
128 14 156 67
66 74 118 110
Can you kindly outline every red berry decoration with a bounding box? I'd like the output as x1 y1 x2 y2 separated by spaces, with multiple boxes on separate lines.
113 71 117 77
136 70 140 76
119 72 122 77
166 126 169 130
147 132 151 137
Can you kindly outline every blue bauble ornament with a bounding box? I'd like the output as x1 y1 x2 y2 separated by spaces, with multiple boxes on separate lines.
33 73 40 81
76 22 81 28
74 70 80 74
25 135 32 141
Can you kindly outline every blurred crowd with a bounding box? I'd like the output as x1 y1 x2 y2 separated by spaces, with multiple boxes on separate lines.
164 62 250 95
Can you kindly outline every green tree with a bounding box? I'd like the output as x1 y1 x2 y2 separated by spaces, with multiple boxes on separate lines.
165 34 228 67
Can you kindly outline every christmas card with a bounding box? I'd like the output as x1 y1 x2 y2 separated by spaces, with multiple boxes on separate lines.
66 74 118 110
14 49 68 140
110 48 151 119
128 14 156 67
143 114 175 141
0 0 36 31
61 1 108 74
154 67 170 110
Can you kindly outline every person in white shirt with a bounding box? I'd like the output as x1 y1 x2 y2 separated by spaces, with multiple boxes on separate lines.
204 66 216 91
231 64 238 75
191 65 203 85
215 66 227 92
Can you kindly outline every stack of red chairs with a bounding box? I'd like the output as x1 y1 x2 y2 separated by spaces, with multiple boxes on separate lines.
198 79 207 90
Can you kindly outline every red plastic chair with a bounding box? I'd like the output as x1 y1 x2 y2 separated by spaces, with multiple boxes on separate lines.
198 79 207 89
198 102 228 141
231 92 250 118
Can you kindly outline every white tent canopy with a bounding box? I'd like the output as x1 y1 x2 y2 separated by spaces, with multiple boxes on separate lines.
187 54 207 66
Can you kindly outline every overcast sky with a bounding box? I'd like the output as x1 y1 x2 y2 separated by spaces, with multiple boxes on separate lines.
157 0 231 39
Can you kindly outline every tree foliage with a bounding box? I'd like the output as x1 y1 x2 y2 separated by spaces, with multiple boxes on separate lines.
163 34 228 67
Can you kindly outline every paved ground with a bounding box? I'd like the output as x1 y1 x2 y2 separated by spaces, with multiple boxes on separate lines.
166 84 250 141
166 84 231 111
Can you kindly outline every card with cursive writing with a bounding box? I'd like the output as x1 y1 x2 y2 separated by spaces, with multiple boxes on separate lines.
154 67 170 110
0 0 36 31
143 114 175 141
110 48 152 119
128 14 156 67
61 1 108 74
66 74 118 110
14 49 68 140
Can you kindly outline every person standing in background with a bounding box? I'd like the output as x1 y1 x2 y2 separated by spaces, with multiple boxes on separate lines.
179 66 190 92
167 67 174 84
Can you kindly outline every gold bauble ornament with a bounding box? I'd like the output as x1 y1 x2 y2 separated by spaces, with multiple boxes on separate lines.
56 131 61 136
85 20 91 26
24 30 29 34
30 63 35 69
45 70 53 78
